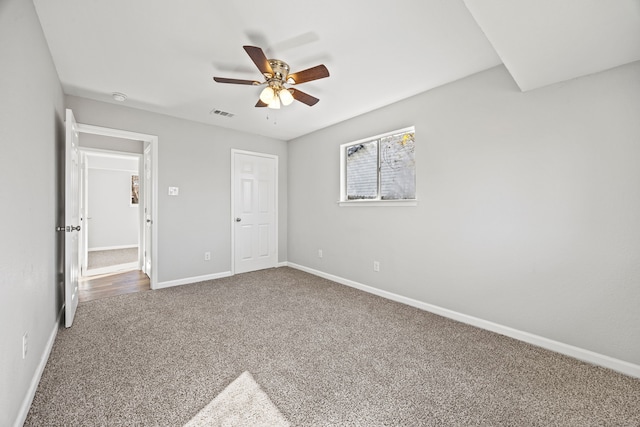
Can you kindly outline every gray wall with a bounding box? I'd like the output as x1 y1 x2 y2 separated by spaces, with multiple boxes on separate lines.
65 95 288 283
0 0 65 425
288 62 640 366
87 168 139 249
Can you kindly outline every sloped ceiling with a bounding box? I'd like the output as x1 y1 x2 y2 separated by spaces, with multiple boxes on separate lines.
464 0 640 91
32 0 640 141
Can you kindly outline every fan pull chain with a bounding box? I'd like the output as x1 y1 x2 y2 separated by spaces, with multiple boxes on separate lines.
266 111 277 125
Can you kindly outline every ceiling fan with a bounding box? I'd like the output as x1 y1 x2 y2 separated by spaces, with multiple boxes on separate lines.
213 46 329 109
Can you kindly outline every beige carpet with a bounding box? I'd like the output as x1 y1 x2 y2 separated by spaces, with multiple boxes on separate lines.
87 247 138 270
184 371 289 427
25 267 640 426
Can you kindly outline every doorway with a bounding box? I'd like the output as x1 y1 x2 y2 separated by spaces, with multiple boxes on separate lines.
75 123 158 290
80 148 141 277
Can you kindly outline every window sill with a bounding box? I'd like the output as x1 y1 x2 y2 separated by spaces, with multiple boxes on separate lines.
337 199 418 207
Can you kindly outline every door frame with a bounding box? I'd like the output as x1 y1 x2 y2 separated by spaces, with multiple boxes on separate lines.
75 123 159 289
230 149 278 275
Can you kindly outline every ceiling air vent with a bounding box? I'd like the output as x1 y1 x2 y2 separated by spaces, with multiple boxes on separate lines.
209 108 235 118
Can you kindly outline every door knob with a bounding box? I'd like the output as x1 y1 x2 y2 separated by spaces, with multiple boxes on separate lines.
235 218 241 222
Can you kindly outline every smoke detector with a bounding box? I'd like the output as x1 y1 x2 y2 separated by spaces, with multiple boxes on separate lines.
112 92 127 102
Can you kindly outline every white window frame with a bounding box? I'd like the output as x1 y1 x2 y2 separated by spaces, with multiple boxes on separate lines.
338 126 417 207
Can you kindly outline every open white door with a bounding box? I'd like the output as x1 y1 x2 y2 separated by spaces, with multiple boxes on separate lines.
79 151 88 276
232 150 278 274
64 109 81 328
143 145 152 275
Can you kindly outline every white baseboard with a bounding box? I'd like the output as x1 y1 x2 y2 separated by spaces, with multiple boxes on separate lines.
155 271 233 290
88 245 138 252
286 262 640 379
157 264 287 290
14 309 61 427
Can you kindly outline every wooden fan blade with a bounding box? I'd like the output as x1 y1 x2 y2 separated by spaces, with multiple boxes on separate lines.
243 45 273 76
213 77 261 85
291 88 320 106
255 99 268 107
287 64 329 84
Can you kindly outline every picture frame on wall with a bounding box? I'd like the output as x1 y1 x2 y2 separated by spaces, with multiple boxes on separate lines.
131 174 139 205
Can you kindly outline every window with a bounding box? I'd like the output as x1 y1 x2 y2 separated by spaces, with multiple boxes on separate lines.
340 127 416 206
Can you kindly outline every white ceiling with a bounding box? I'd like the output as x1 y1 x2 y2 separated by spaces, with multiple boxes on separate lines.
32 0 640 141
464 0 640 92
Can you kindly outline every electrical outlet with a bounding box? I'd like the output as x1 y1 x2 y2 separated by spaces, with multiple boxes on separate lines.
318 249 323 258
204 252 211 261
22 332 28 359
373 261 380 272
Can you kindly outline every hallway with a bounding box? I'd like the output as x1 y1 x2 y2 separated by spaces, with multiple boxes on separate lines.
79 270 150 303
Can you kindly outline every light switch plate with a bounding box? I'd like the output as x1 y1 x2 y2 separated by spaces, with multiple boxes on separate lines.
168 186 179 196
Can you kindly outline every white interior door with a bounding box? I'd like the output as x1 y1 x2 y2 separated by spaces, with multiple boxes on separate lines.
64 109 81 328
143 145 152 275
79 152 88 275
233 151 277 274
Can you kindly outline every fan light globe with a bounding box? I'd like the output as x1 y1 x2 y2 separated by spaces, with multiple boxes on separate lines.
260 86 275 104
279 88 294 106
268 96 281 109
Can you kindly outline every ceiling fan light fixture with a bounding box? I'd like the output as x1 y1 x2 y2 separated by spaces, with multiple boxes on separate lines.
213 46 329 108
259 86 275 104
279 88 294 106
